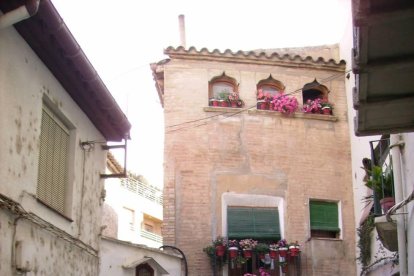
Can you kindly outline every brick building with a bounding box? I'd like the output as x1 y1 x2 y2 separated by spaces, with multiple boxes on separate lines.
151 45 356 275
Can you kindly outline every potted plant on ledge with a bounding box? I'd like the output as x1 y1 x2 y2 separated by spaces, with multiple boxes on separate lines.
365 165 395 213
228 92 244 108
239 238 258 259
320 100 334 115
271 94 299 115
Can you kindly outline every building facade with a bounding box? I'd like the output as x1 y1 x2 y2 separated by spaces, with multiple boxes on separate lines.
152 45 356 275
103 154 164 249
0 1 130 274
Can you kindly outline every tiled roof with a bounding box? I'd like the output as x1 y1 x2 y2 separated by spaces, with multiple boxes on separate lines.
164 45 346 70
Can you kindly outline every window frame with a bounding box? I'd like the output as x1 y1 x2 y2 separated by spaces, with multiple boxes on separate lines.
309 199 342 239
302 79 330 104
256 75 285 98
37 97 75 219
208 72 238 102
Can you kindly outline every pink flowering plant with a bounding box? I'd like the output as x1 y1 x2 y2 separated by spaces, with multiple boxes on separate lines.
257 89 274 103
228 92 245 107
271 94 299 114
277 239 288 248
302 98 323 113
227 239 239 248
239 238 258 250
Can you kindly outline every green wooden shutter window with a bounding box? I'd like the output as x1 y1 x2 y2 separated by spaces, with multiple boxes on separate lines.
37 106 69 214
310 201 339 232
227 207 280 240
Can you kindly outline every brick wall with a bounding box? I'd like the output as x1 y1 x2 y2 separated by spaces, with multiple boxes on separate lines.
160 54 355 275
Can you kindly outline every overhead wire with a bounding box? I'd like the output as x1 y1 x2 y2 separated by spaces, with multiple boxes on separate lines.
166 69 352 134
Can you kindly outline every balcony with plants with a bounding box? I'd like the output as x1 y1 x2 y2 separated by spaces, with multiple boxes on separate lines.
203 236 301 275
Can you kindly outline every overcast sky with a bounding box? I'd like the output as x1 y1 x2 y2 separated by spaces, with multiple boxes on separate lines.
52 0 349 187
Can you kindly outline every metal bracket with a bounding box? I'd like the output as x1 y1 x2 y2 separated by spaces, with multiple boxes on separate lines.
100 135 128 179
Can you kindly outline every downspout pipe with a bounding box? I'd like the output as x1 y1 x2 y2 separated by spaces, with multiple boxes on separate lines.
0 0 39 29
390 134 407 276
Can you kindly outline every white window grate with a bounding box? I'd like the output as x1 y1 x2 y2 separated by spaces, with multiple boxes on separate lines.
37 106 69 214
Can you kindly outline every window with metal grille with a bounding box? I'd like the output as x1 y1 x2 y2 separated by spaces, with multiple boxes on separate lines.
37 105 69 214
309 200 340 238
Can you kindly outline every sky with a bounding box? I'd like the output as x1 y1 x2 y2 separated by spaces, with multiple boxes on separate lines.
51 0 349 187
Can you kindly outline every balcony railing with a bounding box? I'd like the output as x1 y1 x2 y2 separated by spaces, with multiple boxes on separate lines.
121 178 163 205
141 229 163 244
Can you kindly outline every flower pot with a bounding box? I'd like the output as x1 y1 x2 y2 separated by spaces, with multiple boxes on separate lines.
269 249 279 259
211 100 219 107
322 107 332 115
258 252 266 259
231 101 238 108
278 247 288 257
215 245 226 257
220 100 229 107
229 247 238 258
289 246 300 257
243 249 252 258
380 197 395 213
257 101 268 110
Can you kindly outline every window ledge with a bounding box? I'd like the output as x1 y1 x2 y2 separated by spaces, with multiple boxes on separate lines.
36 198 73 222
248 109 338 121
310 237 343 242
203 106 338 121
203 106 244 113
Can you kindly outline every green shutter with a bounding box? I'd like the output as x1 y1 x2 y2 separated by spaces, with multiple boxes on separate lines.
228 207 280 240
310 201 339 231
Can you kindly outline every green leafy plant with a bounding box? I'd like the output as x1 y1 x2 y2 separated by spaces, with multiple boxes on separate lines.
365 165 394 200
255 243 269 254
356 215 375 269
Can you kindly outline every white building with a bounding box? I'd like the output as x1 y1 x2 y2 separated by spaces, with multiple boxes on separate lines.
103 154 164 249
0 0 131 275
341 1 414 275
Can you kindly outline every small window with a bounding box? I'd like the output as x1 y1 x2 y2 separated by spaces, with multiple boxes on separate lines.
302 79 329 104
256 75 285 99
208 72 238 106
144 223 154 233
309 200 340 238
37 104 70 214
122 207 135 230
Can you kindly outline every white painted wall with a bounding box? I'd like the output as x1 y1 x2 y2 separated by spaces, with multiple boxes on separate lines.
396 133 414 276
0 24 106 274
104 176 163 248
338 2 381 275
100 237 182 276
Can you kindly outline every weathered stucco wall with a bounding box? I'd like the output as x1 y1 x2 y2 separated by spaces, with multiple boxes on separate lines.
161 54 355 275
100 237 182 276
0 23 105 275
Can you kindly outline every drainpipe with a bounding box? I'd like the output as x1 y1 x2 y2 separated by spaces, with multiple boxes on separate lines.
0 0 39 29
390 134 407 276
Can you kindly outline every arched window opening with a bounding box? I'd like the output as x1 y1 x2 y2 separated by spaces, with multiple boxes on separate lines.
209 72 242 107
256 75 285 110
302 79 329 104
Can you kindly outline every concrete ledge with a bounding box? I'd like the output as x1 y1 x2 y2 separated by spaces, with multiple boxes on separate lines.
203 106 338 121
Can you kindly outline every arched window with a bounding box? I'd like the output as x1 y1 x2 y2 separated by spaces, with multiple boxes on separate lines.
256 75 285 110
257 75 285 98
135 263 154 276
302 79 329 104
209 72 238 107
